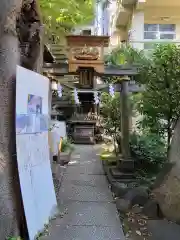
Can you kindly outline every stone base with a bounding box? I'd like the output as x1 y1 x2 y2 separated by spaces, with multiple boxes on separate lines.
117 157 135 172
148 220 180 240
57 151 72 165
110 167 135 180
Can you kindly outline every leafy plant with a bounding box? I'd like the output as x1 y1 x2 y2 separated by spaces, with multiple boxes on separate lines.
105 44 147 66
136 44 180 153
39 0 94 43
100 92 121 154
61 138 74 152
103 44 148 83
130 132 167 174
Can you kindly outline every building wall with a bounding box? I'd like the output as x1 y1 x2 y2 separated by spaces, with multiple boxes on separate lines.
108 0 126 50
129 11 144 49
129 6 180 50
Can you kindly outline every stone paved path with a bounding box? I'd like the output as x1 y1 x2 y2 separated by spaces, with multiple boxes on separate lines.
42 145 125 240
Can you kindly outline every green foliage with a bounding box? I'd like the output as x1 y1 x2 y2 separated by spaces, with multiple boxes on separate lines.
40 0 95 43
103 44 148 83
7 238 22 240
130 132 167 174
61 138 74 152
100 92 121 134
103 43 180 159
100 92 121 154
137 44 180 150
105 44 147 66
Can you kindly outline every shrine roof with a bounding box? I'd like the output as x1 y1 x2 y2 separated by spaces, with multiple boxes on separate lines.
43 62 138 77
66 35 109 47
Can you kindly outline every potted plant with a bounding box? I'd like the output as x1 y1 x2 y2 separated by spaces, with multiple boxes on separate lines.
57 138 74 165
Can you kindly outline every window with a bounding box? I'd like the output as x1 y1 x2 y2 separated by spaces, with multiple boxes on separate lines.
82 29 91 35
144 24 176 40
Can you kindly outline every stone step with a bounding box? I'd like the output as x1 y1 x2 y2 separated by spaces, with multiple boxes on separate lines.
110 168 135 180
116 178 136 182
117 158 135 172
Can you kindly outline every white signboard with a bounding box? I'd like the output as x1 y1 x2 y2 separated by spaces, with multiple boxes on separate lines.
16 66 57 240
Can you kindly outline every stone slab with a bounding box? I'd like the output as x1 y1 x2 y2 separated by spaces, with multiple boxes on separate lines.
110 168 135 179
66 163 105 175
42 225 124 240
59 184 113 202
148 220 180 240
62 173 108 187
41 145 125 240
57 201 120 227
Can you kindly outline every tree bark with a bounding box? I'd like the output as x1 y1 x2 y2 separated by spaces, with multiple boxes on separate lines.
0 0 42 238
0 1 23 238
17 0 41 71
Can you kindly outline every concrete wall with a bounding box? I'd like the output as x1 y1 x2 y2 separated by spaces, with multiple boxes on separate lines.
129 6 180 50
129 11 144 49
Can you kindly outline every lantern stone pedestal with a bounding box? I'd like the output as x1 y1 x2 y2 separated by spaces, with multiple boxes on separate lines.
57 150 72 166
118 157 135 172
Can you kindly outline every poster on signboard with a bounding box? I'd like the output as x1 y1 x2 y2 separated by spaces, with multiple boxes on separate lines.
16 65 57 240
27 94 42 114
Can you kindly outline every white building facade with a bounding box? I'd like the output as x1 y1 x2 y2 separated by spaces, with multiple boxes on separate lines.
113 0 180 50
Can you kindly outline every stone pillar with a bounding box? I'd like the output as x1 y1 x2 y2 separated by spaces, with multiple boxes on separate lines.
120 80 130 159
118 77 134 171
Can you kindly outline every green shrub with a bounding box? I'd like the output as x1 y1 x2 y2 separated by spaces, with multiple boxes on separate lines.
130 132 167 174
61 138 74 152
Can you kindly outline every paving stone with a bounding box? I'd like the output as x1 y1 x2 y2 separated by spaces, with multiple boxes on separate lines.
148 219 180 240
42 225 124 240
41 145 125 240
62 173 108 187
59 184 113 202
65 163 105 175
57 201 120 227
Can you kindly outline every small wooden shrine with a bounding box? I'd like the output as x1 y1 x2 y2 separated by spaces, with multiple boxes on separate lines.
66 35 109 144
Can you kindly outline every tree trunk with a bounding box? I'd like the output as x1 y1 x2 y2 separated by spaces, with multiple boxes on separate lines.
17 0 41 71
0 1 23 238
0 0 42 238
